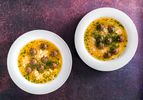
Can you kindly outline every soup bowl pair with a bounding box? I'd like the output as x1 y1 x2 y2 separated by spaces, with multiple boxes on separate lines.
7 7 138 95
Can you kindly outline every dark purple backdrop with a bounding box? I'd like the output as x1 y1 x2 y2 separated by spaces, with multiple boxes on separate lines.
0 0 143 100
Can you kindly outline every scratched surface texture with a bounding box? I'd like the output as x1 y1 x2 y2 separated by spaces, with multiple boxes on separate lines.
0 0 143 100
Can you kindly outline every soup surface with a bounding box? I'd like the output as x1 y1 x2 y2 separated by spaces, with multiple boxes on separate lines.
84 17 128 61
18 40 62 83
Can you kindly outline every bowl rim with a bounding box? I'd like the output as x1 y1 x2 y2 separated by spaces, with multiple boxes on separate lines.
7 30 72 94
74 7 138 71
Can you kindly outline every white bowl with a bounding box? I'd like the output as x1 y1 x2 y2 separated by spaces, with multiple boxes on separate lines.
75 7 138 71
7 30 72 94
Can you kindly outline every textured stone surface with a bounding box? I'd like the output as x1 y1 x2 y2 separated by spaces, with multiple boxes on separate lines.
0 0 143 100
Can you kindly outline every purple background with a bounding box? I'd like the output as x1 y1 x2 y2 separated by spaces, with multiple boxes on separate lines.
0 0 143 100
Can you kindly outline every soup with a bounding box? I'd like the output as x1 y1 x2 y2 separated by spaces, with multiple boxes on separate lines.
18 40 62 83
84 17 128 61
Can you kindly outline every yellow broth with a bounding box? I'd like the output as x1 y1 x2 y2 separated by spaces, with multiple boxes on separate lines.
18 40 62 83
84 17 128 61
